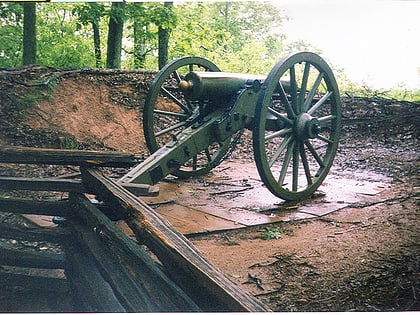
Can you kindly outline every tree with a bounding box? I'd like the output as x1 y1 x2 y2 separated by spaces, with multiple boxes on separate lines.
0 3 24 67
126 2 156 69
156 2 175 69
36 4 96 68
22 2 36 65
106 2 125 69
73 3 106 67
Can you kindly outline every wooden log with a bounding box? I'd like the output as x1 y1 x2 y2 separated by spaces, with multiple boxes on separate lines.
0 197 72 216
0 176 85 193
69 193 200 312
81 168 269 312
0 176 157 197
62 237 126 312
0 145 143 167
0 222 70 243
0 247 65 269
0 271 69 293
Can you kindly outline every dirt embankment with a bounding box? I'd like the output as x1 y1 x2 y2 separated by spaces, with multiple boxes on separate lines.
0 66 418 312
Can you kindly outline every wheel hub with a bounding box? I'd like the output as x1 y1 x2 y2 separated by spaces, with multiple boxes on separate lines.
294 113 321 140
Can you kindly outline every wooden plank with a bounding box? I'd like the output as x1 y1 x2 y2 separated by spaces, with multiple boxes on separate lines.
63 238 127 312
0 145 143 167
81 168 269 312
0 271 69 293
69 193 200 312
0 197 72 216
0 222 70 242
0 177 157 197
0 247 65 269
0 176 85 193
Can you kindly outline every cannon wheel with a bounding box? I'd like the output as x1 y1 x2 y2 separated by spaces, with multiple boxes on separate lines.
143 56 230 178
253 52 341 201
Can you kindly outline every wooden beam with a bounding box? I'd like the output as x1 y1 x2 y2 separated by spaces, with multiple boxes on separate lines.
0 271 69 293
81 168 269 312
0 145 143 167
69 193 200 312
0 177 157 197
63 238 127 312
0 247 65 269
0 222 70 243
0 176 85 193
0 197 72 216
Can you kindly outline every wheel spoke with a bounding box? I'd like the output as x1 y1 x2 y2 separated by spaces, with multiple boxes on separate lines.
292 142 300 191
318 114 336 123
304 140 325 169
173 70 182 83
161 86 191 114
299 142 313 185
277 82 297 119
153 109 190 118
267 107 293 125
303 72 324 112
308 91 332 115
316 134 334 144
289 65 298 113
298 62 311 113
155 120 187 137
269 134 292 167
265 127 292 142
278 140 294 185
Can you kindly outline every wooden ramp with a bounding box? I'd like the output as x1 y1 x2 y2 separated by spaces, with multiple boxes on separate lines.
0 146 268 312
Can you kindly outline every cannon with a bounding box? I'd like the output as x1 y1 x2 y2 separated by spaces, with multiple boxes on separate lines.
119 52 341 201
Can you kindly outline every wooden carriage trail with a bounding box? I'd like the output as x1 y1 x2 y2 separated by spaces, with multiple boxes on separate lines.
0 145 268 312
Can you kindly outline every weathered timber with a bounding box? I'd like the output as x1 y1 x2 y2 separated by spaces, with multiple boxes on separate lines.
0 176 85 193
69 193 200 312
0 175 157 197
0 222 69 243
63 237 126 312
81 168 269 312
0 145 143 167
0 247 65 269
119 182 159 196
0 197 72 217
0 176 154 197
0 271 69 293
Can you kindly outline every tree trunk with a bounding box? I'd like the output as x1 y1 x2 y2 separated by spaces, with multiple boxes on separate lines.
106 2 125 69
22 3 36 65
92 20 102 68
158 2 173 70
133 21 147 69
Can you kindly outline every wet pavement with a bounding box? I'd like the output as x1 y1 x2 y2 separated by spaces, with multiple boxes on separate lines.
141 161 392 235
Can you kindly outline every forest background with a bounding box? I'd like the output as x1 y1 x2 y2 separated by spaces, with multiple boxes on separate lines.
0 1 419 100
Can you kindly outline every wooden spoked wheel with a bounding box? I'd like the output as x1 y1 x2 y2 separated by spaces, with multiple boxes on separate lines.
143 56 230 178
253 52 342 201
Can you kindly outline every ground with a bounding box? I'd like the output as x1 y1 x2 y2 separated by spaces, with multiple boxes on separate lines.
0 66 418 312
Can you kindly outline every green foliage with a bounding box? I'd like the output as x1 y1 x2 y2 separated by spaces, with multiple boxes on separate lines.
0 3 23 67
36 4 96 68
58 135 79 149
167 1 288 74
15 84 54 111
259 227 287 240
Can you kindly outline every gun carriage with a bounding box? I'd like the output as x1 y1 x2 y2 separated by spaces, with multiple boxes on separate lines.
120 52 341 201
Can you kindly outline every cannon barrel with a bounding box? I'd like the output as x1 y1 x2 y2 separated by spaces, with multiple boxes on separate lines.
179 71 266 101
